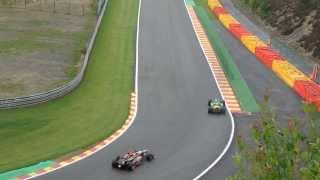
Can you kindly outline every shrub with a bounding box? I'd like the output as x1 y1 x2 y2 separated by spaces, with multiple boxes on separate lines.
229 97 320 179
240 0 271 18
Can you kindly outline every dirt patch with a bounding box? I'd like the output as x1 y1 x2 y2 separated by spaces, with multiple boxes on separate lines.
266 0 320 60
0 0 95 98
232 0 320 63
0 0 95 16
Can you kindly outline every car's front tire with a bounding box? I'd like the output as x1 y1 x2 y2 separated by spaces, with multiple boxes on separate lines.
112 161 118 168
146 154 154 161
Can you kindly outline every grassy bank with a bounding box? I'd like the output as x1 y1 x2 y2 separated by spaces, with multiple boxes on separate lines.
0 0 138 172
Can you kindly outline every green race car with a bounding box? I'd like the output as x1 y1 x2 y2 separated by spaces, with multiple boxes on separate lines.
208 98 226 114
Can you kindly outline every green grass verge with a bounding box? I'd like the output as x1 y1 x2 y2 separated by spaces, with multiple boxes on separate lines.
0 161 53 180
193 1 259 112
0 0 138 173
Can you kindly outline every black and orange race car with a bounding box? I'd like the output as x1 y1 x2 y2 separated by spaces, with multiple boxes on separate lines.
112 149 154 171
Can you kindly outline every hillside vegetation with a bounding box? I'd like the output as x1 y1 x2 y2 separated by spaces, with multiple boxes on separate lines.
240 0 320 61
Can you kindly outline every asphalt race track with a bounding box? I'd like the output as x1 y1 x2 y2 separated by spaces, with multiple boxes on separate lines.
35 0 232 179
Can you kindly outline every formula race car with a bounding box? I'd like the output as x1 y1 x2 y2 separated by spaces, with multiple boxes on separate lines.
208 98 226 114
112 149 154 171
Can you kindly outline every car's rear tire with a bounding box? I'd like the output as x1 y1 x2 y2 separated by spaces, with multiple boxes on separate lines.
146 154 154 162
112 161 118 168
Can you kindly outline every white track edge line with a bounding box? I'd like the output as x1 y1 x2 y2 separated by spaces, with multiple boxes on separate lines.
135 0 141 94
182 2 235 180
24 0 142 179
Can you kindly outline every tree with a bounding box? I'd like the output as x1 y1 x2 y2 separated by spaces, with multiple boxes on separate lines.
229 96 320 180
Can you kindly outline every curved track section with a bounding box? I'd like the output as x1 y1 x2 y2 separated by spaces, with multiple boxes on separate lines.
35 0 232 179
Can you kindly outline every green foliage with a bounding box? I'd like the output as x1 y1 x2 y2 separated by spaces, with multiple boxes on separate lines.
229 98 320 179
302 0 320 8
240 0 270 18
